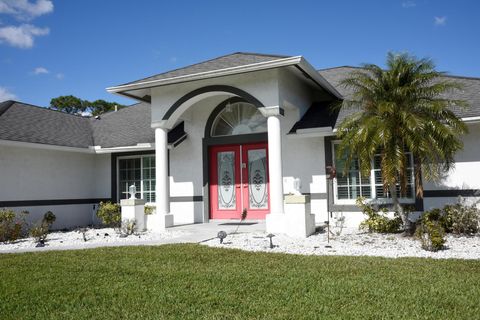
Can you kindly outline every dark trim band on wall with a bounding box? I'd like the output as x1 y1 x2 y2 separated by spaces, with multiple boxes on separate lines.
170 196 203 202
304 193 328 200
424 189 480 198
0 198 111 208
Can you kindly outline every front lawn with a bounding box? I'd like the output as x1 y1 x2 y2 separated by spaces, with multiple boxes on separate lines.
1 244 479 319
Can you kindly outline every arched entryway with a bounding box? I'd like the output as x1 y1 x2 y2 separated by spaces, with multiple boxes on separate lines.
204 97 270 220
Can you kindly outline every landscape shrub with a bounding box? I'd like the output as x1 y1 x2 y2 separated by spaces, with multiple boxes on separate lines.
30 224 49 243
43 211 56 226
120 219 136 236
29 211 57 244
415 218 446 251
442 201 479 235
97 202 121 227
0 209 29 243
144 205 155 215
357 197 402 233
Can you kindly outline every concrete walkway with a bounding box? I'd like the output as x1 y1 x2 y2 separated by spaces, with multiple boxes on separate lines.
167 220 266 243
0 220 266 254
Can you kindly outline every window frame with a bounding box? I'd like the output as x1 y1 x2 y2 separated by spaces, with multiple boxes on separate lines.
210 101 267 137
331 140 416 205
117 154 156 205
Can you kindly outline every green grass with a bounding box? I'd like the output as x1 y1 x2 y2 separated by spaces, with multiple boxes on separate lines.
1 244 479 319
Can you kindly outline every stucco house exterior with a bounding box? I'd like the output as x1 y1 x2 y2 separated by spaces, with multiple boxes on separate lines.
1 52 479 233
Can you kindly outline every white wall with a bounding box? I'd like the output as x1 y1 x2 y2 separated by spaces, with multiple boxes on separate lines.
424 122 480 191
0 144 111 229
422 122 480 209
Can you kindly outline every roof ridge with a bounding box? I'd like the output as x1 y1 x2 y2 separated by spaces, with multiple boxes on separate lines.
233 51 291 58
317 65 362 71
90 102 145 119
5 100 93 119
318 65 480 81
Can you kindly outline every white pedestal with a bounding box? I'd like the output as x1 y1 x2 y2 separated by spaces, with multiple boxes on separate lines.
266 195 316 238
146 213 174 232
120 199 146 231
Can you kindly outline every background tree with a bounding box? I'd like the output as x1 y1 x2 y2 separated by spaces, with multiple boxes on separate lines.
50 95 85 114
336 52 468 233
50 95 126 116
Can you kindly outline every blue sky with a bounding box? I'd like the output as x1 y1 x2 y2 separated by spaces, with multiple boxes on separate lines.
1 0 479 107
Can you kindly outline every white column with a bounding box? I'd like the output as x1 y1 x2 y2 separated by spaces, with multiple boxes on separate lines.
150 127 173 231
155 127 169 215
267 115 284 215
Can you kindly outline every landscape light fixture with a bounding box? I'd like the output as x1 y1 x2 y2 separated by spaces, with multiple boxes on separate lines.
267 233 275 249
217 231 227 244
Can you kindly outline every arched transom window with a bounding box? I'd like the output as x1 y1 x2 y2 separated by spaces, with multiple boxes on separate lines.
210 101 267 137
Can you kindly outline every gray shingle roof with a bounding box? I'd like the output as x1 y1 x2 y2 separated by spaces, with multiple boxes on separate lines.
0 100 93 148
90 102 154 148
318 66 480 127
1 62 479 149
120 52 291 86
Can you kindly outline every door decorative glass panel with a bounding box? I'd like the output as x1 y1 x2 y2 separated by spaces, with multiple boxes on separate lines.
217 151 236 209
248 149 268 209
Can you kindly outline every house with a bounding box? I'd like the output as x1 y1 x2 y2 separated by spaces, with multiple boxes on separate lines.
1 52 479 232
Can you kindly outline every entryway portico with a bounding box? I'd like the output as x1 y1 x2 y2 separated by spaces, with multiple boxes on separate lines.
150 84 287 230
107 52 341 236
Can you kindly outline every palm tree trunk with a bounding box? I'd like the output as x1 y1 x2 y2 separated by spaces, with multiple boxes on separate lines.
389 184 412 235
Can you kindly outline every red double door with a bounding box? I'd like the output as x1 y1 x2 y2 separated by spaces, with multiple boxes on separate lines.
209 142 270 220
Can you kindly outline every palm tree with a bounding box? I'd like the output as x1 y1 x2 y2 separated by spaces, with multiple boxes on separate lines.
336 52 468 233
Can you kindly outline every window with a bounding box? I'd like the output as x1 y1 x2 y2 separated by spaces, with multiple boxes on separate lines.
211 101 267 137
118 155 155 203
332 142 415 203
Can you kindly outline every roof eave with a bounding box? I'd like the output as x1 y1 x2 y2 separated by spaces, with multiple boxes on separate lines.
297 58 343 100
106 56 303 94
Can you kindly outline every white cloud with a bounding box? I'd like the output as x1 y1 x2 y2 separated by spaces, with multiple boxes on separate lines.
55 73 64 80
0 24 49 48
33 66 48 74
0 0 53 21
434 16 447 26
402 1 416 8
0 86 17 102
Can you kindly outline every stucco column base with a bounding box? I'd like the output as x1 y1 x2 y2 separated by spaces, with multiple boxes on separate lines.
266 195 315 238
120 199 146 232
146 213 174 232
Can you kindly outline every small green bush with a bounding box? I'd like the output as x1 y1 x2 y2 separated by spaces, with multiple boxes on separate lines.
357 197 402 233
30 224 49 243
416 219 446 251
442 201 479 235
144 205 155 215
43 211 56 226
0 209 29 243
97 202 121 227
29 211 57 244
121 219 136 236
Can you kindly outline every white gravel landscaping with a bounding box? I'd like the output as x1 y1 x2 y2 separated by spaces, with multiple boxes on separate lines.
202 228 480 260
0 227 189 253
